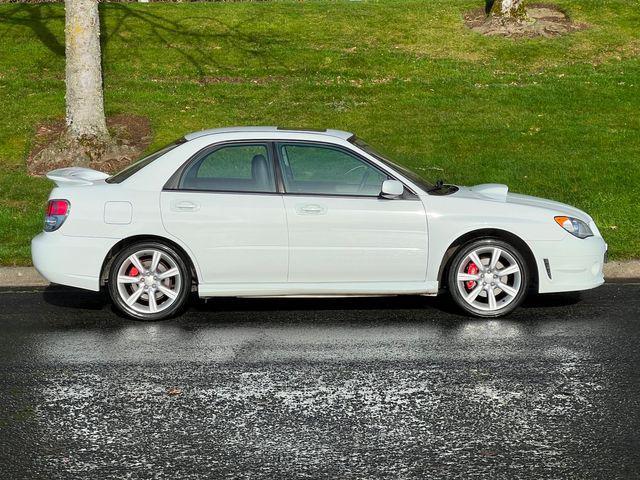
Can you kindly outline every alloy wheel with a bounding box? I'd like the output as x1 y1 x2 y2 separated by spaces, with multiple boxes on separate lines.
455 245 522 313
115 248 182 315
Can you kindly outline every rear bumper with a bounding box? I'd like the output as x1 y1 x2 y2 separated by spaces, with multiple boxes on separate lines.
31 232 117 291
533 235 607 294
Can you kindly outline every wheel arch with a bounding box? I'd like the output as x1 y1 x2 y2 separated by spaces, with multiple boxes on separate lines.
100 234 200 287
437 228 539 291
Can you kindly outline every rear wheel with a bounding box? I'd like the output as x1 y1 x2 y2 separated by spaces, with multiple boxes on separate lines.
108 242 191 321
447 238 529 318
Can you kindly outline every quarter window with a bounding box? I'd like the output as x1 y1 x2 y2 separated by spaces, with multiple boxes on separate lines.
277 144 387 196
180 144 276 193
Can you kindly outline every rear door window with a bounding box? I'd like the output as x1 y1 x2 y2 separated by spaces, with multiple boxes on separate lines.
180 144 276 193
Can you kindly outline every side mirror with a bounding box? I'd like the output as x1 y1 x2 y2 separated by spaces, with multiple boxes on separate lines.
380 179 404 199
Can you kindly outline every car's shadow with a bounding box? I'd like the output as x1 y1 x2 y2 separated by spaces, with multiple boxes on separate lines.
40 284 584 327
42 285 110 310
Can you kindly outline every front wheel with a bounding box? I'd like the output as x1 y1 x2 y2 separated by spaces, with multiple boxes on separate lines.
108 242 192 321
447 238 529 318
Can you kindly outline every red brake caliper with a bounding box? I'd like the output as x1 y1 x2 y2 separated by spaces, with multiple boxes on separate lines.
129 266 139 277
465 261 478 290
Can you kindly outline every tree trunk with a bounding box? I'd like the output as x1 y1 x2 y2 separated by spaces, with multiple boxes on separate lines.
65 0 109 140
500 0 524 17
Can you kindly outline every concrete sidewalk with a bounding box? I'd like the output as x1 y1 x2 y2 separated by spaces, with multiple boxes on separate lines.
1 262 638 288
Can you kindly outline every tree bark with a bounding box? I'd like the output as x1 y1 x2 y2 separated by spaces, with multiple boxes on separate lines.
65 0 109 140
500 0 524 17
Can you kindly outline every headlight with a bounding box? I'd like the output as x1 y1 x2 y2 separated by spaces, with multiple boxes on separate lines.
554 216 593 239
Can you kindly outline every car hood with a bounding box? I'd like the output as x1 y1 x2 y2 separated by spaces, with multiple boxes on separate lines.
454 184 591 222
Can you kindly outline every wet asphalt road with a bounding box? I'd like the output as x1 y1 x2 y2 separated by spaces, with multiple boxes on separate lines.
0 284 639 479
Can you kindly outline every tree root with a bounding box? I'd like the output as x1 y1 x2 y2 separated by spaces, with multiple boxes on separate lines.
27 114 152 176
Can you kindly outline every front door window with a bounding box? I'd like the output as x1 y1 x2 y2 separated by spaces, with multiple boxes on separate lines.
277 143 387 196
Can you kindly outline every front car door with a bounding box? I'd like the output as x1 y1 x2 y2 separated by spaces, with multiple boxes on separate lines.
161 142 288 287
276 142 428 285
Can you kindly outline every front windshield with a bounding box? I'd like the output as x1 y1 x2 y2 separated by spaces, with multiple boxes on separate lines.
349 137 434 192
106 138 185 184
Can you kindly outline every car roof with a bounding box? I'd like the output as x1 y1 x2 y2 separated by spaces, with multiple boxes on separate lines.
183 126 354 142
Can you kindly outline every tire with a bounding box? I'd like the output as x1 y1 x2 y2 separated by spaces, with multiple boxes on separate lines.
108 241 192 321
447 238 529 318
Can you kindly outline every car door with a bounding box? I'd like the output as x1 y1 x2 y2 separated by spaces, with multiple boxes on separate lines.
276 142 428 284
161 142 288 285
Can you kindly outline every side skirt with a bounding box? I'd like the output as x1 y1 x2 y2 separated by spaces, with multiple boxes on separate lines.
198 281 439 298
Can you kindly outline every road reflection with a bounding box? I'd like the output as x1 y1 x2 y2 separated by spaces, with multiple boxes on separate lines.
15 286 600 364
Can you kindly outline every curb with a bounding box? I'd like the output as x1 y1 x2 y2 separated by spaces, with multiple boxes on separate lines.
0 263 639 288
602 260 640 281
0 267 49 287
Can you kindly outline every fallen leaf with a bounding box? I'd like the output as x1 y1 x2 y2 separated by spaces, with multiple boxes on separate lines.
479 450 497 457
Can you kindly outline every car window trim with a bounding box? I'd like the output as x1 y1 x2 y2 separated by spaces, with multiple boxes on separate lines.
270 141 286 193
161 189 284 197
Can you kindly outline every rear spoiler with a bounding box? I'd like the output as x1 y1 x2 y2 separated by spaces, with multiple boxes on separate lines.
46 167 110 187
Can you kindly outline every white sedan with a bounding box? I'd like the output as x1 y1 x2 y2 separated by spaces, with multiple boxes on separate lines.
32 127 607 320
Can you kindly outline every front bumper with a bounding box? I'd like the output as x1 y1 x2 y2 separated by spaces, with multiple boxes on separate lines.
32 232 117 291
533 234 607 294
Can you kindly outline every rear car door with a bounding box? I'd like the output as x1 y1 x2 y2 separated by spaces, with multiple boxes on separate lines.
277 142 428 284
160 142 287 284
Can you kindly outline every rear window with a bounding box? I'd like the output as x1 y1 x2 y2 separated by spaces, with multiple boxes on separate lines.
106 139 185 184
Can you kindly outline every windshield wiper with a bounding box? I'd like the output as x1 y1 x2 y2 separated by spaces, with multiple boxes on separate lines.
427 179 447 193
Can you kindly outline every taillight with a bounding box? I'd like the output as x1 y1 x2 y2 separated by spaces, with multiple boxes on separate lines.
44 199 70 232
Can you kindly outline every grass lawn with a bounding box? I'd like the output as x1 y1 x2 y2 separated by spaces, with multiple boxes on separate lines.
0 0 638 264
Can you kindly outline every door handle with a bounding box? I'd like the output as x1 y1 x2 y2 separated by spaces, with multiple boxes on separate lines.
173 201 199 212
296 203 326 215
